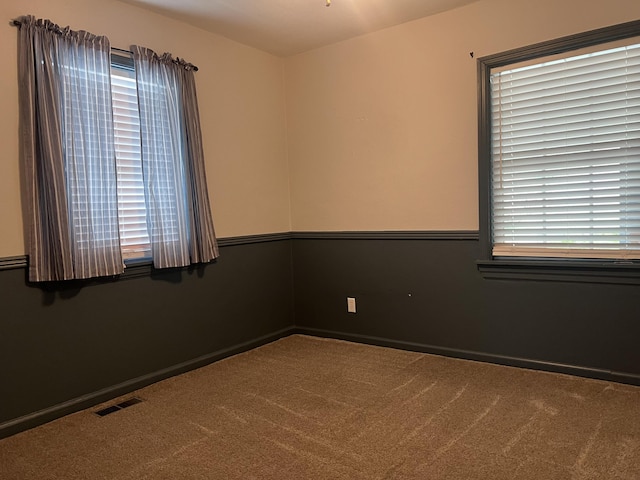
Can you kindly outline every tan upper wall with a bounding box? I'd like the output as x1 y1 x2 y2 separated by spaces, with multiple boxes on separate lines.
2 0 639 258
285 0 640 232
0 0 291 257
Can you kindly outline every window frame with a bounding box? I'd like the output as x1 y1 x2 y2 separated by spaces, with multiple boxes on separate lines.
477 19 640 284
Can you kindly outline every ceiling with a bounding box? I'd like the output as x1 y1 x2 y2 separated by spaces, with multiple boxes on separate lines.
117 0 480 57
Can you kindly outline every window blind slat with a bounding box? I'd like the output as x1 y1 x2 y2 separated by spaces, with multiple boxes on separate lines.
493 153 640 175
494 66 640 100
493 47 640 86
492 81 640 109
493 94 640 129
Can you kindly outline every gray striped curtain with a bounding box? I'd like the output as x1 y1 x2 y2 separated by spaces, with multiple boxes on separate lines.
131 46 218 268
16 16 124 281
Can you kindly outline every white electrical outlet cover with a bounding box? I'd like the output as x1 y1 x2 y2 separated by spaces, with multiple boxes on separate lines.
347 297 356 313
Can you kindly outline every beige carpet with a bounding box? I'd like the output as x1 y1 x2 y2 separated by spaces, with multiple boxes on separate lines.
1 334 639 479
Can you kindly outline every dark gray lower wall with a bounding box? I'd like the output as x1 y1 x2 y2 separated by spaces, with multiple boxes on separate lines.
292 236 640 385
4 233 640 438
0 238 294 437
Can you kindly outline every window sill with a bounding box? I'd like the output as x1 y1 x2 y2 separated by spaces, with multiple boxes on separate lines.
121 257 153 280
477 258 640 285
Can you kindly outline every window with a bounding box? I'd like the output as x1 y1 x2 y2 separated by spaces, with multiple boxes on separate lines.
15 16 218 282
111 53 151 260
477 20 640 282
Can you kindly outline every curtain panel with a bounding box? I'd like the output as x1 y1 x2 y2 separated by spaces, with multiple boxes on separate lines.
131 46 219 269
14 16 218 281
15 16 124 282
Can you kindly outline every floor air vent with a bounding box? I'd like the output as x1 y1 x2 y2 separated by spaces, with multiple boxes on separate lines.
95 397 143 417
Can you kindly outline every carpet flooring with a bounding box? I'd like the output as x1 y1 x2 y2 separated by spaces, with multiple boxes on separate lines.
1 334 639 479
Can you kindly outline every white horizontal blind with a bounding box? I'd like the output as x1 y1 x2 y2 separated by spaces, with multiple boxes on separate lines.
491 40 640 259
111 62 151 259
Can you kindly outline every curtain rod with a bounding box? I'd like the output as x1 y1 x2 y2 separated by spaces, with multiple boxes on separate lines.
102 47 200 71
111 47 132 55
10 22 198 72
